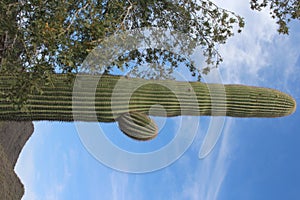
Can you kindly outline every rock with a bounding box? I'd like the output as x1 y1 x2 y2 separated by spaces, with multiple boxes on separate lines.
0 121 34 200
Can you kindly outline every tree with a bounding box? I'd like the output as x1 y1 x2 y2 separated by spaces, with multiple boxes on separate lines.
250 0 300 34
0 0 24 71
1 0 244 97
2 0 299 81
0 0 297 130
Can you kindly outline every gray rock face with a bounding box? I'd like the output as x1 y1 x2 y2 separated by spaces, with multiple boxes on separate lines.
0 121 34 200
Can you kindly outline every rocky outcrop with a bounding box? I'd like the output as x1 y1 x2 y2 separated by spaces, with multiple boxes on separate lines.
0 121 34 200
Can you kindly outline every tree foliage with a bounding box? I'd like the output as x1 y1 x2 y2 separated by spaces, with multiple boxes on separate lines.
1 0 298 106
0 0 24 72
250 0 300 34
1 0 244 79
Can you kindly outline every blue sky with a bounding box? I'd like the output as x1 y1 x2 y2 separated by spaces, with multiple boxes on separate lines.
15 0 300 199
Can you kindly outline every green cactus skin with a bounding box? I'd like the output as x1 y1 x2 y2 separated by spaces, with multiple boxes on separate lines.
0 74 296 140
117 112 158 141
0 73 296 121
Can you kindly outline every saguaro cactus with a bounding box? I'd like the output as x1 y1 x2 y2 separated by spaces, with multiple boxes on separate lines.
0 74 296 140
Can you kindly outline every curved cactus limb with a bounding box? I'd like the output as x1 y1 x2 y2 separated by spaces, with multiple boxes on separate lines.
117 112 158 141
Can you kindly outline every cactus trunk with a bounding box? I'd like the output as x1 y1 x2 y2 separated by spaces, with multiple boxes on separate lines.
0 74 296 122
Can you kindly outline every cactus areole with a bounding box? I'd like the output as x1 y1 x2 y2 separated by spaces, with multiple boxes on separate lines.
0 74 296 140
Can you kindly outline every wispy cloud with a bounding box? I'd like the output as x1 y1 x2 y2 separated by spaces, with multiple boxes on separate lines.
266 31 300 95
177 1 287 199
43 150 73 200
178 118 235 200
212 0 278 84
110 172 130 200
15 122 53 200
16 122 75 200
15 147 38 200
15 2 299 200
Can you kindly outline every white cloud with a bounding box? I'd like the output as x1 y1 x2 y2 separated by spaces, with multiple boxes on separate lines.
178 118 235 200
15 147 38 200
211 0 279 84
16 122 75 200
43 151 72 200
15 122 53 200
110 172 130 200
14 2 300 200
215 1 299 97
179 1 291 199
178 2 300 199
15 122 54 200
266 34 300 94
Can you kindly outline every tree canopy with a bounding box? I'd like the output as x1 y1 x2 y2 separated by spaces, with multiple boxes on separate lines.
1 0 244 76
250 0 300 34
0 0 299 105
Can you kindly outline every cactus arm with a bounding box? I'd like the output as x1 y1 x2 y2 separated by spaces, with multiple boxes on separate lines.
0 74 296 121
117 112 158 141
223 84 296 117
0 74 296 141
